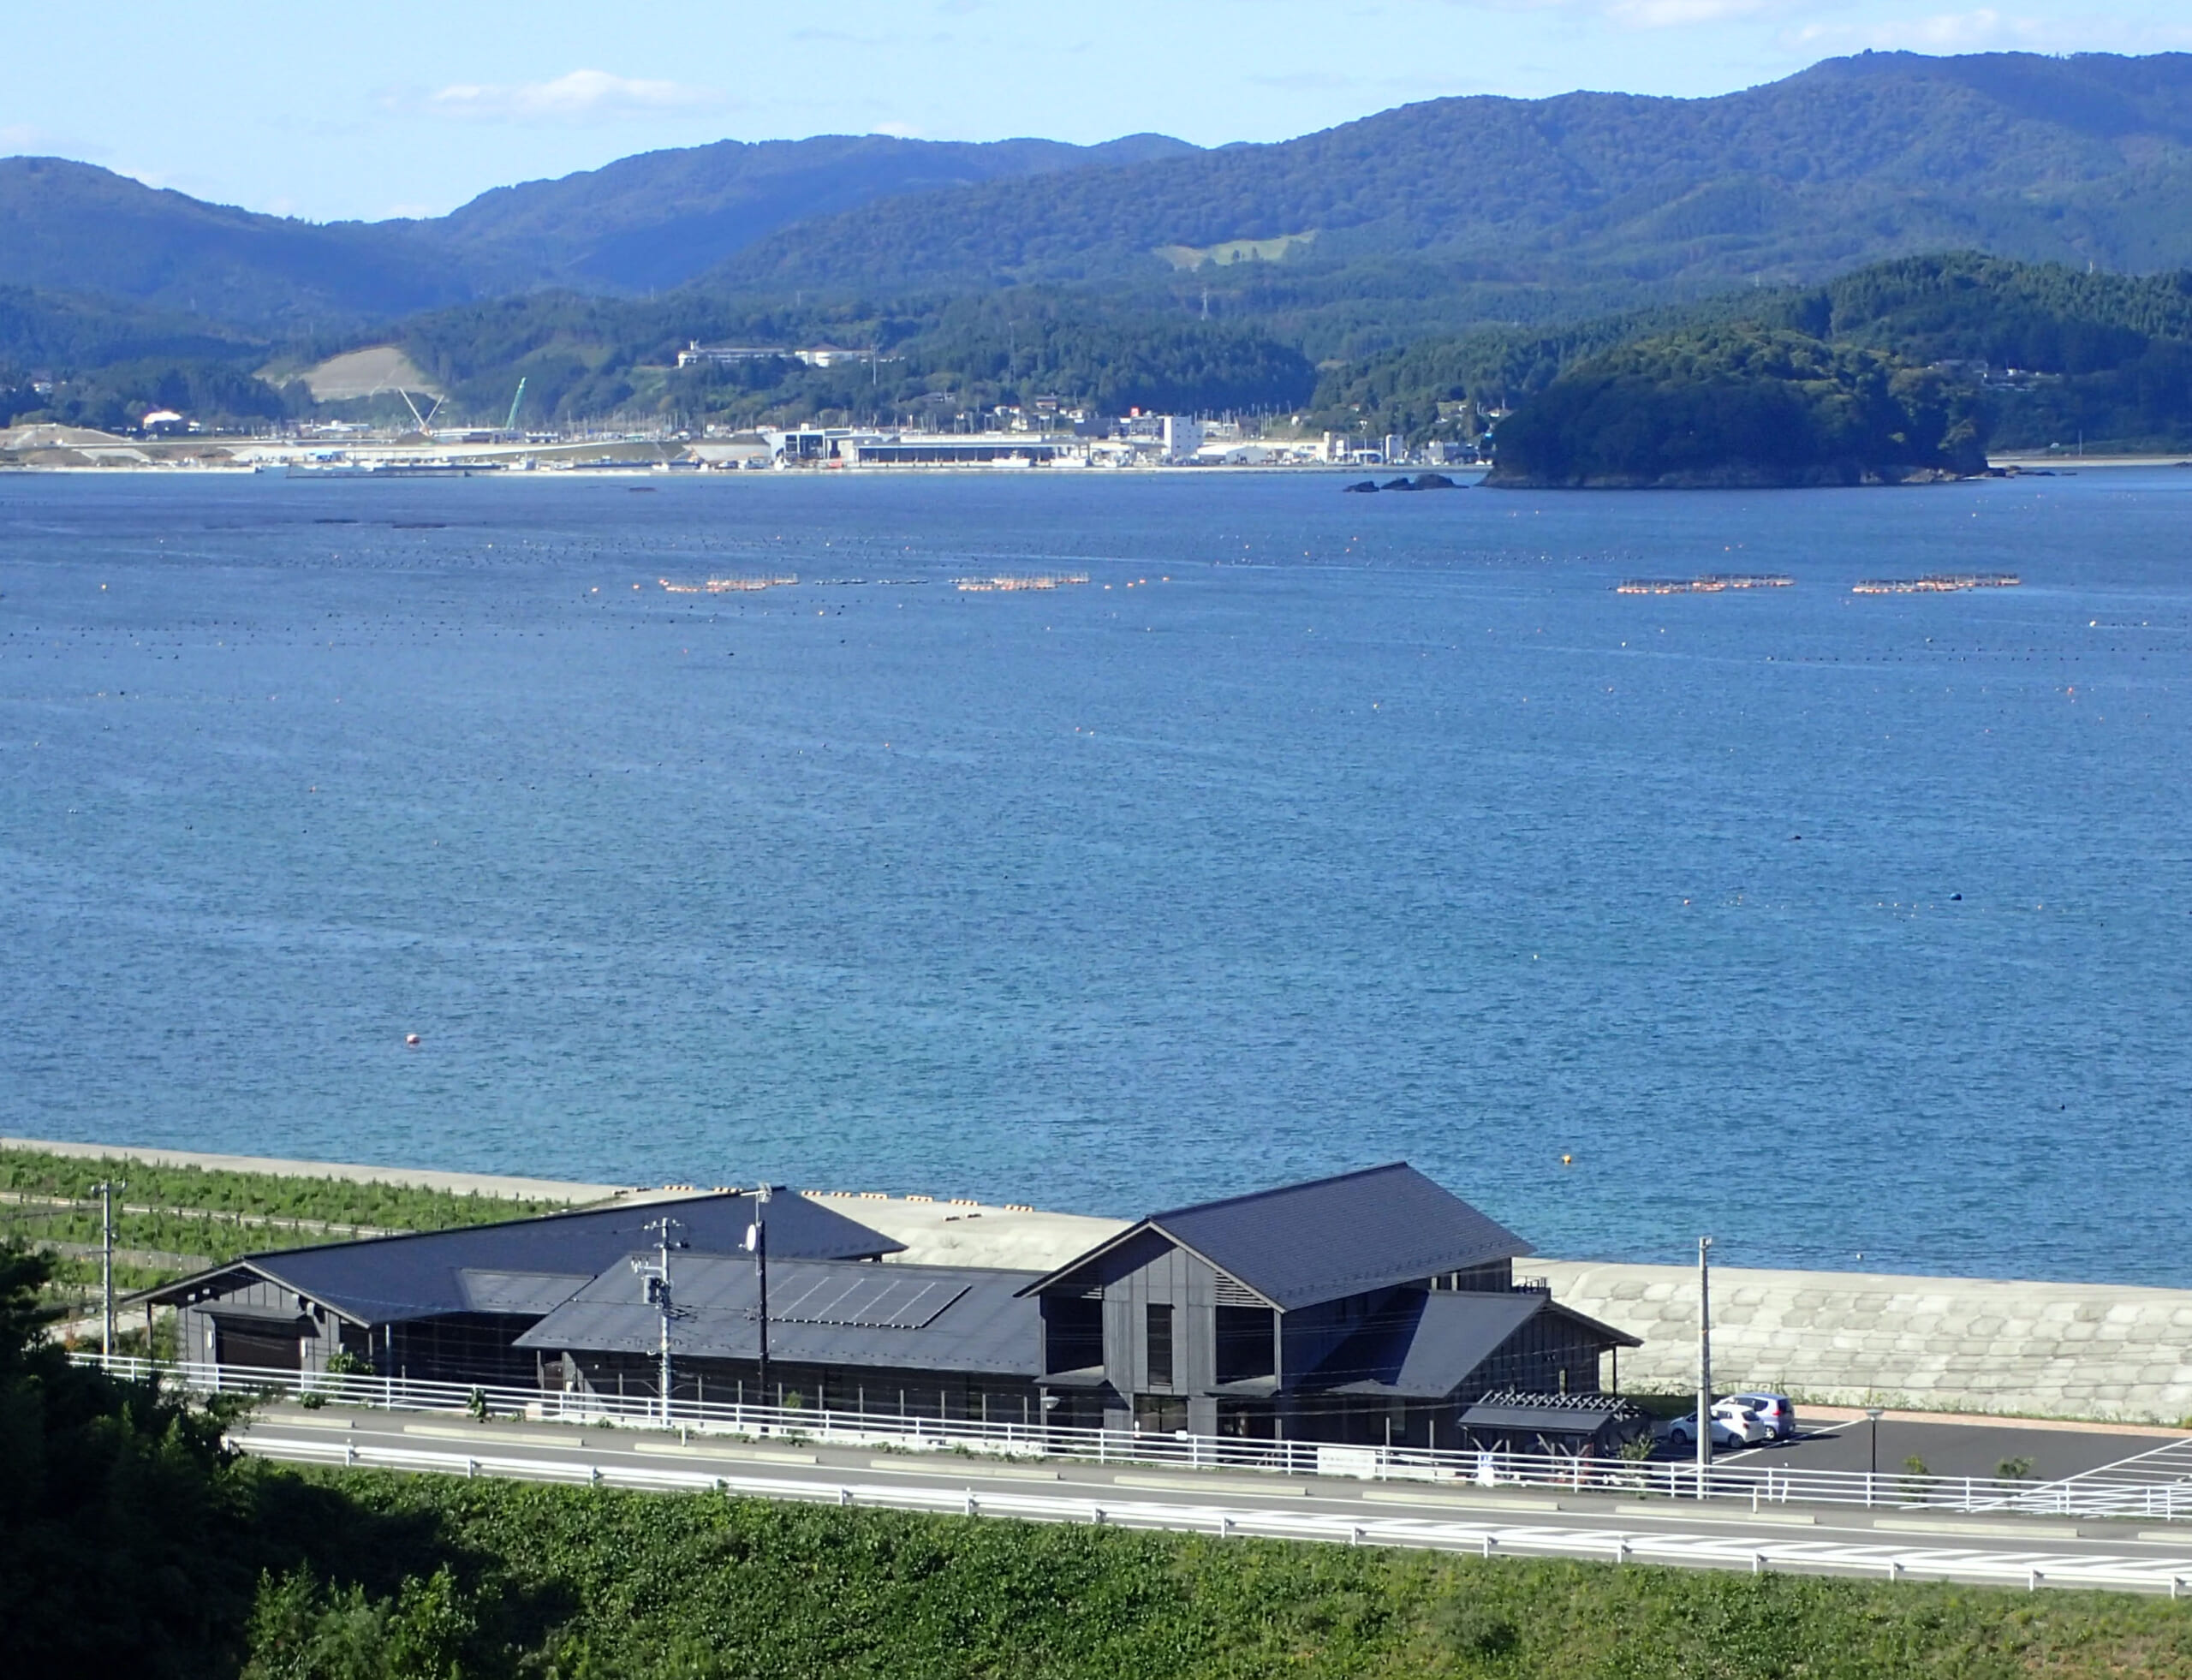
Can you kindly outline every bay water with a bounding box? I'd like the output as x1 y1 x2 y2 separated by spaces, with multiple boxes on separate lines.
3 469 2185 1283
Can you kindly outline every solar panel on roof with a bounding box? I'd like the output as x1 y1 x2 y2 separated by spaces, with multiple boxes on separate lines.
767 1272 968 1330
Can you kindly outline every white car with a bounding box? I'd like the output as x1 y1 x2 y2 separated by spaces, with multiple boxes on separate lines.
1665 1405 1771 1451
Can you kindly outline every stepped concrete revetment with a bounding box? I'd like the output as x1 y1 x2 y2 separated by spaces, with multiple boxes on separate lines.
1540 1260 2192 1424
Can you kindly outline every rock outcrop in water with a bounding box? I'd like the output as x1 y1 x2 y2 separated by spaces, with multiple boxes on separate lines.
1486 325 1988 489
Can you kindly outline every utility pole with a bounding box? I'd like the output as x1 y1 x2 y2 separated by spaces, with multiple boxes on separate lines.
631 1217 685 1426
746 1187 772 1420
95 1180 123 1361
1696 1235 1714 1487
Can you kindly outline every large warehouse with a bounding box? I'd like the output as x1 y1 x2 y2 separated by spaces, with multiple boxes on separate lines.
139 1163 1641 1451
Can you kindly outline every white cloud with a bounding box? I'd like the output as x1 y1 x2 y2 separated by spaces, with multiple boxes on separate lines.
408 69 724 123
1603 0 1784 25
872 120 924 138
1786 8 2022 49
1476 0 1797 27
1784 8 2192 53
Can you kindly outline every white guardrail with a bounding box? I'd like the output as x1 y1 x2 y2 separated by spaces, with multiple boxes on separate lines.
76 1355 2192 1523
226 1433 2192 1599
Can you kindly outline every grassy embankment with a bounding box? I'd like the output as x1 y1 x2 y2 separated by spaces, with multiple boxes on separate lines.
7 1223 2192 1676
0 1145 574 1330
217 1471 2192 1677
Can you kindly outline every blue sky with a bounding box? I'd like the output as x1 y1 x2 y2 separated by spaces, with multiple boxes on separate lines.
3 1 2188 222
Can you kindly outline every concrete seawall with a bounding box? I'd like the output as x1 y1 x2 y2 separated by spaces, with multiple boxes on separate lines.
1541 1260 2192 1425
15 1139 2187 1423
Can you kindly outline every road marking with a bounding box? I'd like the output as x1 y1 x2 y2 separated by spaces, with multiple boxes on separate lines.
1873 1516 2085 1540
1115 1473 1309 1497
1362 1488 1564 1512
866 1458 1061 1480
402 1422 610 1450
630 1440 818 1465
254 1413 362 1431
1610 1504 1818 1526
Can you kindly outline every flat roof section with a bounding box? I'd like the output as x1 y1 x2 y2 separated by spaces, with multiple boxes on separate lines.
801 1191 1129 1272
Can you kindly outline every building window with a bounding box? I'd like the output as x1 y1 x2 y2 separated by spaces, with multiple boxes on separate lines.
1215 1304 1275 1383
1042 1295 1105 1373
1146 1302 1174 1388
1135 1393 1188 1434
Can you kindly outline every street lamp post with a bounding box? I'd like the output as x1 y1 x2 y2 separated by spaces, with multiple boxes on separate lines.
745 1187 772 1423
1696 1236 1714 1491
1866 1406 1885 1504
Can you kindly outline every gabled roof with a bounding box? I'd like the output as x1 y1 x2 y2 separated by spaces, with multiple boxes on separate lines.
516 1254 1045 1378
132 1190 901 1326
1022 1164 1531 1312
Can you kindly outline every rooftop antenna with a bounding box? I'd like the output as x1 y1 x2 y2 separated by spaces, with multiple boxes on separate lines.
631 1216 687 1425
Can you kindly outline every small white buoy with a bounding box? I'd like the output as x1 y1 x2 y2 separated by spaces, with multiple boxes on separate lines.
404 1034 420 1047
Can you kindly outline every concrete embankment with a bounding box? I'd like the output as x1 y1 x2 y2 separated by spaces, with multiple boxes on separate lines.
1541 1260 2192 1425
18 1138 2188 1423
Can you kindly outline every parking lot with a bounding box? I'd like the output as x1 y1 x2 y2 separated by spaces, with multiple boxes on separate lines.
1661 1408 2182 1484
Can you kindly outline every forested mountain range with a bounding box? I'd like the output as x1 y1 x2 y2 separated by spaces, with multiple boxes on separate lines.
711 51 2192 355
11 52 2192 449
415 133 1194 295
10 51 2192 352
0 134 1194 330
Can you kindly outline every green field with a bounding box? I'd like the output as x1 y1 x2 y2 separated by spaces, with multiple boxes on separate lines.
0 1145 575 1325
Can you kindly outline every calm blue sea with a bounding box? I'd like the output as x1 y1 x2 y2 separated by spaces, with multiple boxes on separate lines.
2 469 2187 1283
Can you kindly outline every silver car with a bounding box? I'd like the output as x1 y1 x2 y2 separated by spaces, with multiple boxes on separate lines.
1724 1391 1797 1440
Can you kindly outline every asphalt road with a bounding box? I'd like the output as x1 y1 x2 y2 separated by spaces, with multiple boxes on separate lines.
233 1407 2192 1598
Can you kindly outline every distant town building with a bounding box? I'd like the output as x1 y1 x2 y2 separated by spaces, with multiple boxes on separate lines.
676 342 889 370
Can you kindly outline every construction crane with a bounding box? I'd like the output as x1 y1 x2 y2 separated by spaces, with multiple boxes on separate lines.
393 388 444 432
503 377 527 436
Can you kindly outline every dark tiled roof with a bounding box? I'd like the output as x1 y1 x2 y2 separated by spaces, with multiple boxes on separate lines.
134 1192 900 1326
1304 1294 1641 1397
516 1255 1045 1377
1033 1164 1531 1311
1297 1291 1540 1396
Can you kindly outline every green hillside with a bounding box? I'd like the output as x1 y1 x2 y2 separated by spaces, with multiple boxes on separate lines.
421 133 1195 295
0 158 474 331
390 286 1316 428
1317 253 2192 456
13 52 2192 351
1485 325 1986 486
0 135 1196 331
712 51 2192 353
